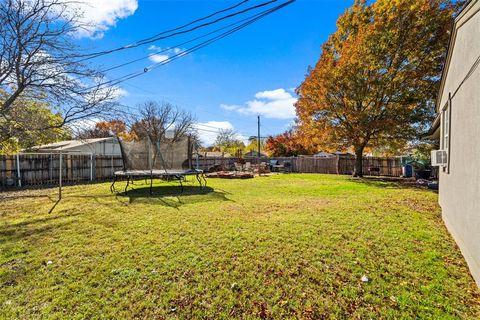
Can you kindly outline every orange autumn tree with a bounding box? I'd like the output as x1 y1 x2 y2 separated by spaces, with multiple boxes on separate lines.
78 119 136 141
295 0 461 176
264 130 312 157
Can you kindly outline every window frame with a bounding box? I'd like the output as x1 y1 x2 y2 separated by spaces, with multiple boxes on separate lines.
441 94 452 173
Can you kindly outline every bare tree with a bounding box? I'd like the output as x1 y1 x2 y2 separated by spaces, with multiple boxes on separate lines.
0 0 119 127
130 101 195 142
214 128 244 152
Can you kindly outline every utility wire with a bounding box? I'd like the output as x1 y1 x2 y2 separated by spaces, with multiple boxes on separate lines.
85 1 294 91
112 105 253 136
451 53 480 99
121 83 261 128
76 0 249 60
77 0 277 61
100 7 280 74
137 0 250 44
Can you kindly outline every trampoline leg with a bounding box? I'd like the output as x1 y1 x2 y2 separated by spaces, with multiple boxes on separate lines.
150 176 153 195
196 173 202 188
124 177 130 193
179 177 184 193
202 173 207 187
110 176 116 193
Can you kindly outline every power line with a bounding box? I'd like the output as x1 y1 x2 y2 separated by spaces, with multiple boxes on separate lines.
111 104 253 136
451 53 480 100
77 0 278 61
122 83 283 137
85 11 257 89
85 1 294 91
100 7 281 74
135 0 250 45
120 83 258 127
110 2 290 86
194 124 251 137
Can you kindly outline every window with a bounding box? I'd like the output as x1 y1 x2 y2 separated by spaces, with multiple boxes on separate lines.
442 105 449 151
441 96 451 173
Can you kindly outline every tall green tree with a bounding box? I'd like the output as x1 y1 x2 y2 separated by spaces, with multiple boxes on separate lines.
295 0 462 176
0 93 71 154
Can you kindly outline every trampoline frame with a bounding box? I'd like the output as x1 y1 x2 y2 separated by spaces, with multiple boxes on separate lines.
111 136 206 195
110 169 206 194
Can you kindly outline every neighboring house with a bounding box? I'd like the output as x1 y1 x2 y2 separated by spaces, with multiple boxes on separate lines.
244 150 267 158
30 137 121 155
195 151 232 158
313 152 335 158
334 151 355 157
429 0 480 286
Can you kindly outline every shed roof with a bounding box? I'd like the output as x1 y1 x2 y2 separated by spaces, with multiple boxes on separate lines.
31 138 116 152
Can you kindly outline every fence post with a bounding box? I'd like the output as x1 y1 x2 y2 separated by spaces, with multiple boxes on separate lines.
16 154 21 187
49 154 53 182
336 155 340 175
90 153 94 181
59 153 63 200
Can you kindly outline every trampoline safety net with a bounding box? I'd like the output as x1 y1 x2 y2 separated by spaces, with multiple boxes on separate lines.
111 136 204 194
118 137 192 171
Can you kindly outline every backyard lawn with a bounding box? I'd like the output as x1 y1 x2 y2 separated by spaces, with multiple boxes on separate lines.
1 174 479 319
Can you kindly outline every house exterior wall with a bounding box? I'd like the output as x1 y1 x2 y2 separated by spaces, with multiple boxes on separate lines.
438 0 480 286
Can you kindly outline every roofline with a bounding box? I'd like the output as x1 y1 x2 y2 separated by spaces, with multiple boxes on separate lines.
425 113 441 140
436 0 478 112
31 137 117 151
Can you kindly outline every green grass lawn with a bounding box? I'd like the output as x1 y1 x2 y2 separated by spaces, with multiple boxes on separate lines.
1 174 479 319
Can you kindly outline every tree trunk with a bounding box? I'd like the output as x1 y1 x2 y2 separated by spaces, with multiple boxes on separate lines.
353 146 364 177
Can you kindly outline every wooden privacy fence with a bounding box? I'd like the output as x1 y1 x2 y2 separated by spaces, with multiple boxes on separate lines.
188 155 403 177
295 156 338 174
193 156 297 172
0 153 123 189
0 153 405 189
337 156 403 176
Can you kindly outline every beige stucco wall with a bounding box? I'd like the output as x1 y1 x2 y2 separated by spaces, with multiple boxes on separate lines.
438 0 480 286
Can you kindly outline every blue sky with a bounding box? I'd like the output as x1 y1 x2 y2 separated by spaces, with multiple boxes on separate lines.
77 0 354 145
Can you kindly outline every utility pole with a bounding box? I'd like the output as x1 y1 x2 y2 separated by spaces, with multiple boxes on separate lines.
257 115 261 175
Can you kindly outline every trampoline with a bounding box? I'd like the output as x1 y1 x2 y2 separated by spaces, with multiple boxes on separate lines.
111 136 206 194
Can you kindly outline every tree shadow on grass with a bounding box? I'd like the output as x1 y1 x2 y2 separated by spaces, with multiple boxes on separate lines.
121 186 230 208
0 219 76 245
349 176 435 192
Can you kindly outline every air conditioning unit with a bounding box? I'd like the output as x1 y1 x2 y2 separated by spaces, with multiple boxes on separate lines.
431 150 448 167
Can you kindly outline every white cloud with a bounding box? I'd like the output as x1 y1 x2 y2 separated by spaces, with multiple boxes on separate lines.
68 117 100 134
149 54 170 63
193 121 246 147
255 88 292 100
113 87 129 98
148 46 186 63
221 88 297 120
70 0 138 38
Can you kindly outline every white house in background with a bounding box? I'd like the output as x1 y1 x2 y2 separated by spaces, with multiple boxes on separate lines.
195 151 232 158
429 0 480 286
30 137 121 155
313 152 335 158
